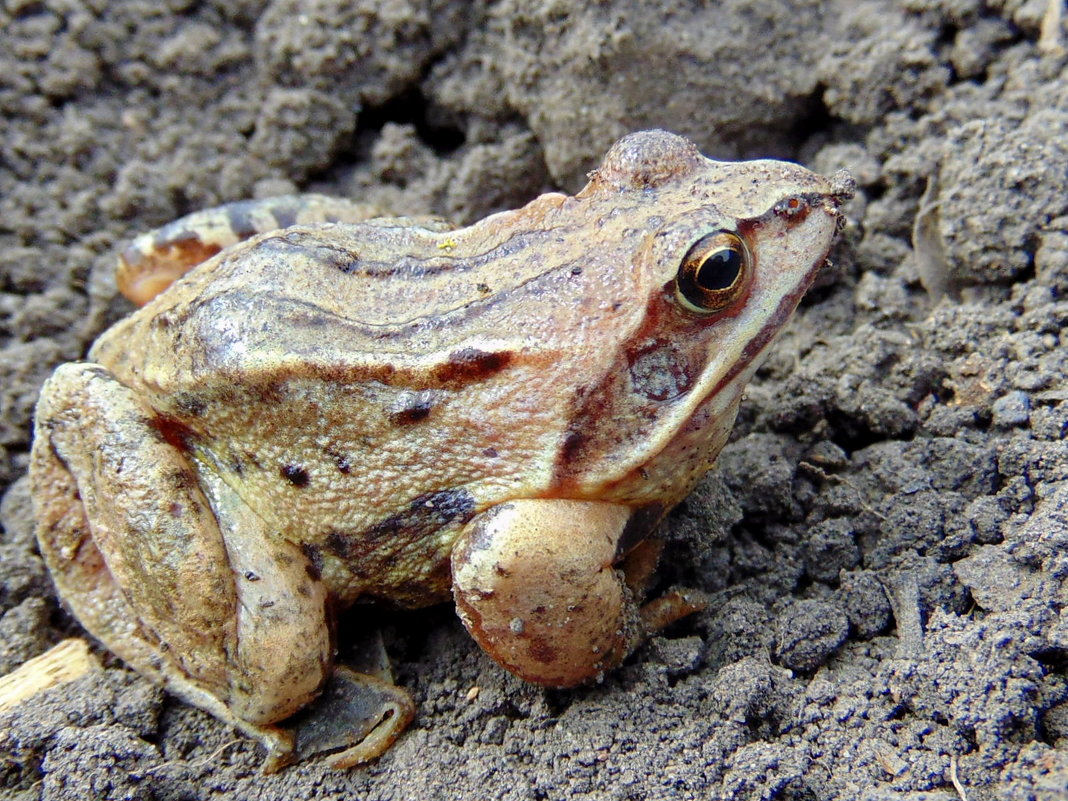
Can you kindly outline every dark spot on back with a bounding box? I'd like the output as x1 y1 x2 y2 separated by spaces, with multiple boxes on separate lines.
325 529 349 558
389 397 433 426
328 488 477 560
301 543 324 579
432 348 512 387
560 429 587 466
149 415 198 453
325 447 352 474
253 381 289 405
281 464 309 487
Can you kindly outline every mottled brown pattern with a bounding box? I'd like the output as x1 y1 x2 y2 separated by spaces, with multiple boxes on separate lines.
30 130 850 771
431 348 513 387
388 398 433 425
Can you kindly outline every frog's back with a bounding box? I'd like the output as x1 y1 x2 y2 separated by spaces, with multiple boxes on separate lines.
93 193 639 391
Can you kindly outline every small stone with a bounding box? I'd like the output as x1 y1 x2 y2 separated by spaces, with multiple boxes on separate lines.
802 518 860 584
773 599 849 672
479 716 509 745
649 635 705 677
991 390 1031 428
839 571 892 640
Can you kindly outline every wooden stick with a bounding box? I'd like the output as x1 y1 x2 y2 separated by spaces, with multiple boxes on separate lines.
0 639 99 714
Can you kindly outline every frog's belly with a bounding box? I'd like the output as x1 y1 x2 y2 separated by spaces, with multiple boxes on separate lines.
290 484 482 608
206 460 487 606
196 431 555 607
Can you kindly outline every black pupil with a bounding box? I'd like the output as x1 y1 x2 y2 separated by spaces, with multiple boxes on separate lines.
696 248 743 291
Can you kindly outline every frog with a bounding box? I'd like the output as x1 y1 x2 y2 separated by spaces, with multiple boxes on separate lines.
29 130 853 770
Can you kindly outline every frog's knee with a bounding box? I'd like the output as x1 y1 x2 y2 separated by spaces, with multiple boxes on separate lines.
451 499 642 688
116 194 385 306
31 361 331 728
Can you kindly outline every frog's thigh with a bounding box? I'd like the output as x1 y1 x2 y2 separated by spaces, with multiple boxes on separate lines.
31 362 331 763
450 500 646 688
116 195 386 306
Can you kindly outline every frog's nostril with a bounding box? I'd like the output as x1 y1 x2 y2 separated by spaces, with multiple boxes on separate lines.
773 196 810 219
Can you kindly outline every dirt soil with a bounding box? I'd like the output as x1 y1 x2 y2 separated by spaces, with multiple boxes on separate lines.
2 1 1067 799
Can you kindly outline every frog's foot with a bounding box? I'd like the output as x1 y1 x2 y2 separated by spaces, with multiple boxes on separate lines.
290 666 415 770
450 499 707 688
116 195 386 306
30 362 335 769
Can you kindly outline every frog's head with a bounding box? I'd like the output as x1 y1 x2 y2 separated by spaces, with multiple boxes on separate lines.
556 130 853 508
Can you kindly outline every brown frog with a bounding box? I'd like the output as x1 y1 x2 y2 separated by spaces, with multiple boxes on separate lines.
30 130 852 769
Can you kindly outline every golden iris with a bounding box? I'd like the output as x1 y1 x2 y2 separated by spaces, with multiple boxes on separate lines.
675 231 751 314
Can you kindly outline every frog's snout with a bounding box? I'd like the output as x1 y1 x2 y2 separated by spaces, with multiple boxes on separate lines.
780 168 854 232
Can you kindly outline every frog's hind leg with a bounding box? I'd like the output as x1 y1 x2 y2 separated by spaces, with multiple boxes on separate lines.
31 362 411 769
116 195 386 306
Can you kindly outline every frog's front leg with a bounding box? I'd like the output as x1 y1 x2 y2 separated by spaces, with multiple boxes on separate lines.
450 500 708 687
31 363 412 770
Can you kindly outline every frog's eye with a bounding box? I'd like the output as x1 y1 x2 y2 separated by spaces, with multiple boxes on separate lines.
674 231 751 314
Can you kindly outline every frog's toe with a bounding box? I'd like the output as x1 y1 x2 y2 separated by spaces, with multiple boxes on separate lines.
290 667 415 770
640 588 710 631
